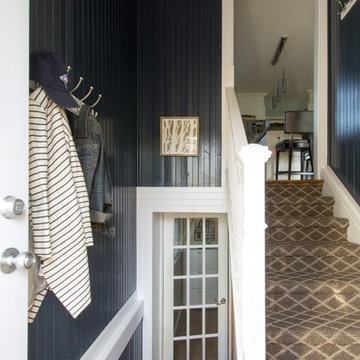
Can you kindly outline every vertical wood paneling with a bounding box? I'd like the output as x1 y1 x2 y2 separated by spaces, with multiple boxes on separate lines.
137 0 222 187
29 0 73 65
119 322 143 360
29 1 138 359
328 0 360 205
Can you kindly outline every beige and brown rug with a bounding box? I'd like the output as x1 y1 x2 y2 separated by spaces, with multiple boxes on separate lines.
266 180 360 360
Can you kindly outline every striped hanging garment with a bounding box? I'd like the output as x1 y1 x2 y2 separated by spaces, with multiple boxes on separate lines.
28 86 93 322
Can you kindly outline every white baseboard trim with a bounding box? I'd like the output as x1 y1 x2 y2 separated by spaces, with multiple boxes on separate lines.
80 291 144 360
322 166 360 244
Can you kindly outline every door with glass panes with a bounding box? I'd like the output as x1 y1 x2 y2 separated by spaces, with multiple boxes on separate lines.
164 214 228 360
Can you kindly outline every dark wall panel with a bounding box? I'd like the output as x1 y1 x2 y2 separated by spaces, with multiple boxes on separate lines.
29 0 74 65
328 0 360 205
29 1 138 359
137 0 222 187
119 322 143 360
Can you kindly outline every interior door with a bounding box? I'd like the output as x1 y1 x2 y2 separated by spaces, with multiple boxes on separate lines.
0 1 30 358
164 214 228 360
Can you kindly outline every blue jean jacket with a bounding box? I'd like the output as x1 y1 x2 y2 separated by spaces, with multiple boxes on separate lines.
67 104 114 235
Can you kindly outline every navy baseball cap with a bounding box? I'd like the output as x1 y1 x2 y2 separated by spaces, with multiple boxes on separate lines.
30 51 78 108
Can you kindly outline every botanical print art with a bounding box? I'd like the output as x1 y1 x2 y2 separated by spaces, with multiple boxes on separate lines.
160 117 199 156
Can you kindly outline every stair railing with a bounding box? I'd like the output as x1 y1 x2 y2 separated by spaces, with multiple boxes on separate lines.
225 87 271 359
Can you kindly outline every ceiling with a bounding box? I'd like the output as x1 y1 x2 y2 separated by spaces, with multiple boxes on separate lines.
234 0 315 103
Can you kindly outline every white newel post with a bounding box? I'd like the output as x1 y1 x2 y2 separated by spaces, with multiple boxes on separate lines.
238 144 271 360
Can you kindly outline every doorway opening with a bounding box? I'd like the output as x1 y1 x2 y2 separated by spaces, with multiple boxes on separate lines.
160 214 229 360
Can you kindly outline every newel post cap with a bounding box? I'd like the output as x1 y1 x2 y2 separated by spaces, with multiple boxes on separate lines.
238 144 272 164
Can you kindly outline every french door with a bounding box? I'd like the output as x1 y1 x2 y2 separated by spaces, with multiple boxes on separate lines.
163 214 228 360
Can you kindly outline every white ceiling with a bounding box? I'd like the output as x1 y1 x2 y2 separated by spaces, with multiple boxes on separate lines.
234 0 315 102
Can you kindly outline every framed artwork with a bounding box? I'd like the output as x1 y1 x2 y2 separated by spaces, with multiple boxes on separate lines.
160 116 199 156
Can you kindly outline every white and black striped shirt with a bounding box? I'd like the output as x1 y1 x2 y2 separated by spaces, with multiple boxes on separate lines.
28 87 93 321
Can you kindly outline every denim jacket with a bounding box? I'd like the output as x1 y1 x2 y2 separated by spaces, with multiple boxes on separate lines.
67 104 114 235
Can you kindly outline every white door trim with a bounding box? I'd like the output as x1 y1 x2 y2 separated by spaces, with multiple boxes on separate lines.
0 1 29 358
314 0 328 178
137 187 227 360
163 214 228 360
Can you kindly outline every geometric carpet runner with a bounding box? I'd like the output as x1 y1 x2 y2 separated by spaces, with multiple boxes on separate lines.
265 180 360 359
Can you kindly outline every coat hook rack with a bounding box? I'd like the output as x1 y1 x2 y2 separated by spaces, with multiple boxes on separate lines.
81 86 94 102
91 94 102 108
70 77 84 94
339 0 358 19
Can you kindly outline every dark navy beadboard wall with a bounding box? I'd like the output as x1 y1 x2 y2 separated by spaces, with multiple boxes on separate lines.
328 0 360 205
119 322 143 360
137 0 222 187
29 1 141 360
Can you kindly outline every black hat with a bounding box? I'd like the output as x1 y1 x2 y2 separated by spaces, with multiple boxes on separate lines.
30 51 78 108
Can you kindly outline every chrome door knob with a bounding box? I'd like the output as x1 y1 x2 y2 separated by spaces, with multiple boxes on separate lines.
0 248 36 274
0 196 25 219
215 297 226 305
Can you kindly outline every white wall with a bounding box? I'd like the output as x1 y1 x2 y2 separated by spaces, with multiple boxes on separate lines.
265 95 310 118
234 0 315 108
236 93 267 119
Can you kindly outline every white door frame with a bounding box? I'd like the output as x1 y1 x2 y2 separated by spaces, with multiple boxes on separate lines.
163 214 228 360
137 187 228 359
314 0 328 177
0 0 30 358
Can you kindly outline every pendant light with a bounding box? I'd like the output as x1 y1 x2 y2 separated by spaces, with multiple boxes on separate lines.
271 36 288 106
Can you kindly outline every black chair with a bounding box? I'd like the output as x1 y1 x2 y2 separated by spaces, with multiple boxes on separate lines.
275 111 314 180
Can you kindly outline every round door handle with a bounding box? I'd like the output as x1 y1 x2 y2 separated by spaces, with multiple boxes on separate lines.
215 297 226 305
0 196 25 219
0 248 36 274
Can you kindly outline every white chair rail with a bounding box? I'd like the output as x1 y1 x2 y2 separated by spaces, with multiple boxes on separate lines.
225 87 271 360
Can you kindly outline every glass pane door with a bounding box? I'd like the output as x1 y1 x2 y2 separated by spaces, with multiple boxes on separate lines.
164 215 228 360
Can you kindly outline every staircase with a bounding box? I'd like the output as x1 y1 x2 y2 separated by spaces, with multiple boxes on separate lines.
265 180 360 360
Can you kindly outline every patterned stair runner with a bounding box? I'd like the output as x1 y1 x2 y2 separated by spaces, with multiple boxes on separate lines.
265 180 360 360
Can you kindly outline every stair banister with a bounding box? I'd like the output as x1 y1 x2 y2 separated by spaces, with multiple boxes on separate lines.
225 87 271 359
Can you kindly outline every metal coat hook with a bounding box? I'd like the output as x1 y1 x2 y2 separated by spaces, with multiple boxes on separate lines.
70 77 84 94
340 0 358 19
335 1 344 16
80 86 94 102
91 94 102 108
67 65 71 73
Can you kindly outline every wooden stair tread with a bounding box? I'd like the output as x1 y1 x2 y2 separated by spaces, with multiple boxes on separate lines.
266 179 324 185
